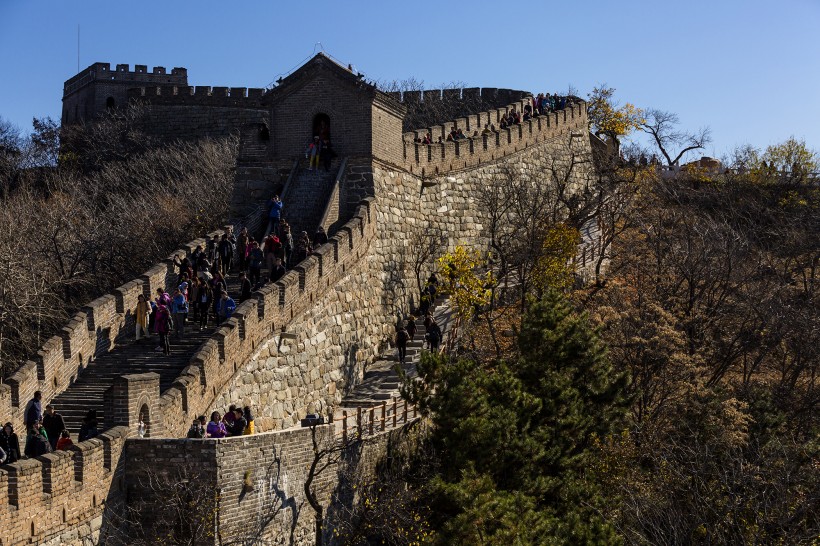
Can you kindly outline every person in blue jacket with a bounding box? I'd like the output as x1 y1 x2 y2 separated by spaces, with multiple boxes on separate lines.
218 293 237 322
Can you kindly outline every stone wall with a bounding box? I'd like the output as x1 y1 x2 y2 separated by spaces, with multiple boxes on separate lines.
208 124 594 435
62 62 188 125
118 422 412 545
0 426 129 546
398 101 588 177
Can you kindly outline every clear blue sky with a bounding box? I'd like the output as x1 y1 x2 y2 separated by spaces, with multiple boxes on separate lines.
1 0 818 159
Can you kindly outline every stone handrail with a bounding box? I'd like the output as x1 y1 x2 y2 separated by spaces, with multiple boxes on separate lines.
318 157 349 232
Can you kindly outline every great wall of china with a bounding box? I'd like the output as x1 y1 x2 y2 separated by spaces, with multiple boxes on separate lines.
0 53 600 545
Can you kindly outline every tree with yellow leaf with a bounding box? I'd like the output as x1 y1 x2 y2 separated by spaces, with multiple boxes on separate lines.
586 85 644 154
437 246 494 320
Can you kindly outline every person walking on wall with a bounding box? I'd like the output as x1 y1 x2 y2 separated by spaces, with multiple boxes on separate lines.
218 233 234 276
197 281 212 330
42 404 66 451
267 195 283 237
426 319 443 353
396 324 409 364
79 410 99 442
135 293 151 341
248 241 264 287
24 390 43 431
306 136 322 170
171 288 188 339
154 303 172 355
239 271 252 303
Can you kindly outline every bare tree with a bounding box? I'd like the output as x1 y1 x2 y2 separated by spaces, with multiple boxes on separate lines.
640 108 711 166
304 423 362 545
406 224 446 307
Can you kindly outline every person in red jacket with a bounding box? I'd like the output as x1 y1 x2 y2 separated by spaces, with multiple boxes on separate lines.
56 430 73 450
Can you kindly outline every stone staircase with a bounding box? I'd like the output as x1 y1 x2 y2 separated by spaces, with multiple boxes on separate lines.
336 297 454 413
281 160 341 236
50 275 241 437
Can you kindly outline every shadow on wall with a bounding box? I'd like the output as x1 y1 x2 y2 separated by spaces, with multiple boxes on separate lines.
381 253 408 317
341 340 361 398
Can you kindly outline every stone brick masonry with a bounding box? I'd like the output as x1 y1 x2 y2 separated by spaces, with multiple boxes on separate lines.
0 53 596 546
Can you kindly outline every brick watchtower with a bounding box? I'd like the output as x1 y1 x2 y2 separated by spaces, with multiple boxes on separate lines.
61 62 188 125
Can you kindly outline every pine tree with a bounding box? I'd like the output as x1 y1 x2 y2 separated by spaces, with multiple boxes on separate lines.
415 291 630 545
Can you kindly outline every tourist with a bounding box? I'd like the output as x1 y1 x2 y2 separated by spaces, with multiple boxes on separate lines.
396 324 409 364
270 257 286 283
248 241 264 286
292 231 312 264
267 194 284 237
156 287 171 308
313 226 328 246
427 319 443 352
24 424 51 457
218 233 234 276
243 406 255 435
406 315 417 342
42 404 66 451
187 417 206 439
154 303 172 355
191 244 205 277
227 408 248 436
135 293 151 341
207 412 228 438
223 405 237 430
0 423 20 463
322 138 335 171
79 410 99 442
281 222 294 268
264 233 281 272
24 390 43 430
211 271 227 318
237 227 249 271
239 272 252 303
218 293 237 322
56 430 73 450
306 136 322 170
171 288 188 339
197 281 212 330
173 255 194 286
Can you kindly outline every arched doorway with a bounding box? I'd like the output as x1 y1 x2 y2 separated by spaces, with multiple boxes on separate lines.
312 113 330 141
138 403 150 438
106 96 116 109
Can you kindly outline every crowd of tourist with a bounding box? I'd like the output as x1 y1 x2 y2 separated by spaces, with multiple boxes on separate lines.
0 391 85 462
0 141 451 452
186 405 255 438
412 92 579 145
395 274 444 363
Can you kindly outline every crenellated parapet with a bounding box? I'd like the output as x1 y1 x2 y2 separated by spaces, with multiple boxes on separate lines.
127 85 268 107
0 425 130 544
399 100 588 176
102 197 378 441
385 87 528 108
63 62 188 95
0 229 228 437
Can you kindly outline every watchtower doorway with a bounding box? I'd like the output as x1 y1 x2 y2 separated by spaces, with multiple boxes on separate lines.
312 113 330 141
